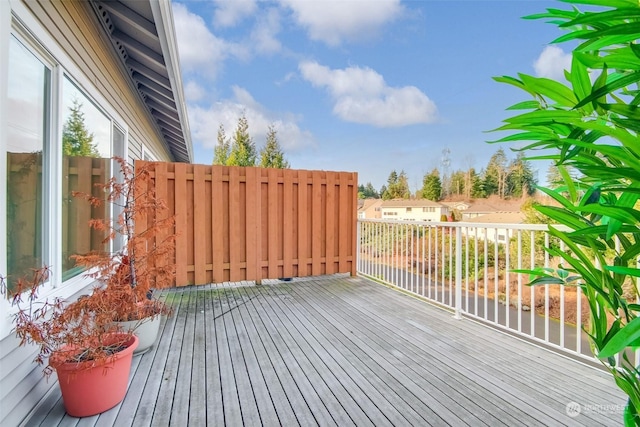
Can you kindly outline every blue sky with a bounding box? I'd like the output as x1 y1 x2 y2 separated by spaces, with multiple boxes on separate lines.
172 0 573 192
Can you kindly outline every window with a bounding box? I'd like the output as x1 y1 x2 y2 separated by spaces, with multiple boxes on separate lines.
406 207 412 213
6 35 50 289
142 145 156 161
61 77 112 280
5 28 126 288
422 207 435 213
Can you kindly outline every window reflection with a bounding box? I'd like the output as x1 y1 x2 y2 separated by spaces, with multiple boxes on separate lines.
61 77 111 280
6 36 49 289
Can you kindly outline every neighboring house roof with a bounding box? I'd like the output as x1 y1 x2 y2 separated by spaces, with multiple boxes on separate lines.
90 0 192 163
464 212 525 224
465 199 523 214
358 199 382 212
441 201 470 209
381 199 445 208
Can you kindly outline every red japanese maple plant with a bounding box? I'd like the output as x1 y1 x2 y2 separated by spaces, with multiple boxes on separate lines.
71 157 176 324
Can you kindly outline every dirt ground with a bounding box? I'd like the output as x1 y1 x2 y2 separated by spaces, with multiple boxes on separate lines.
362 253 590 327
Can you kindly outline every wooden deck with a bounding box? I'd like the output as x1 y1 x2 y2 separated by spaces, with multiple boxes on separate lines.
25 275 625 426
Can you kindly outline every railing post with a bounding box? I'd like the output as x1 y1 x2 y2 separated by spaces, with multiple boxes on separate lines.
454 226 462 320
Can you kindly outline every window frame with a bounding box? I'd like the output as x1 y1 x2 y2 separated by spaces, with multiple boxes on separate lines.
1 7 129 338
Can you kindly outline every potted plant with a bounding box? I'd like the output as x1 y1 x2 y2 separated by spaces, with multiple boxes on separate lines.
71 157 176 354
0 267 139 417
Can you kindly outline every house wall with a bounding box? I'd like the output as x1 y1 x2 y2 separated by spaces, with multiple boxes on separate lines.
381 206 447 222
1 1 179 425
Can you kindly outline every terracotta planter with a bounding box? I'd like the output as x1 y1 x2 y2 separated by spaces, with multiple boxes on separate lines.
52 334 138 417
116 315 161 355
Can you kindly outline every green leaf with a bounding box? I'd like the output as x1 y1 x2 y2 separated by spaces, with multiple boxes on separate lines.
570 56 593 113
559 0 637 8
599 317 640 358
520 74 577 107
506 100 541 110
561 8 640 26
606 266 640 278
575 71 640 110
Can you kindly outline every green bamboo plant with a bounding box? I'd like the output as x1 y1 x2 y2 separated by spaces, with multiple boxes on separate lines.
490 0 640 424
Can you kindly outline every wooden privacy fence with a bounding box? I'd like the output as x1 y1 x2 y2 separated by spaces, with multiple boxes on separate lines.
135 161 358 286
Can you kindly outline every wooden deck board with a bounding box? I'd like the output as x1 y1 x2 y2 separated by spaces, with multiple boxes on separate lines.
321 278 620 426
25 275 627 427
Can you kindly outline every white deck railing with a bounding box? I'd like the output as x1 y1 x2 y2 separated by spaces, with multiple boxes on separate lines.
357 219 610 363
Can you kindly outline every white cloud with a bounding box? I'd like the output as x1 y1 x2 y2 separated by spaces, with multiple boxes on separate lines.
299 61 437 127
173 4 228 75
187 86 314 153
213 0 257 28
184 80 206 103
533 45 571 81
250 8 282 55
278 0 403 46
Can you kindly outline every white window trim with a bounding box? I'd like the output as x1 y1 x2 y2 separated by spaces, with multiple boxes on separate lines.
142 144 158 161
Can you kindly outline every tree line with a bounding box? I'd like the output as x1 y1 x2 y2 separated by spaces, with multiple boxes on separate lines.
358 148 540 201
213 113 290 168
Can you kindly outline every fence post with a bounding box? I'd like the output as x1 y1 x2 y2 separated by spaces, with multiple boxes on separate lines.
454 226 462 320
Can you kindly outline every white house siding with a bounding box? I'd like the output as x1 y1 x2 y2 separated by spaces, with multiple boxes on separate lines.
380 200 449 222
0 1 187 425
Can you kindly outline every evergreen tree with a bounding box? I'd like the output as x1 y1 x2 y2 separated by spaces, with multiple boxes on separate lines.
421 169 442 201
259 125 290 168
213 124 230 165
506 152 537 198
382 170 410 199
62 98 99 157
228 114 257 167
362 182 379 198
470 168 486 198
484 148 508 198
449 170 466 197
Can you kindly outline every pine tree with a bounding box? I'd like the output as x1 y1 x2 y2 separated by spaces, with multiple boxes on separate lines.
382 170 410 199
259 125 290 168
62 98 99 157
228 114 257 167
506 152 537 198
213 124 230 165
421 169 442 201
484 148 508 198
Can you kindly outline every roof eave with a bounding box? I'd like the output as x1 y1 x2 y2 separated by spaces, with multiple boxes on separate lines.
149 0 193 163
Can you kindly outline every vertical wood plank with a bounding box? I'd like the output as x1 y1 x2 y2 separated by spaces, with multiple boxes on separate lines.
311 171 323 276
338 172 350 274
349 173 358 275
325 173 336 275
174 163 188 286
282 170 294 278
193 165 207 285
297 170 309 276
229 167 242 282
268 168 279 278
245 167 258 282
212 166 224 283
153 162 169 286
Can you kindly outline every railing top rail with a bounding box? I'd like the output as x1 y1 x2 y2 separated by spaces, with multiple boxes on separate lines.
358 218 569 232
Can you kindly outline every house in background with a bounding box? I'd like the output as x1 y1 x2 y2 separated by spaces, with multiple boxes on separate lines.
461 198 523 220
358 198 383 219
441 200 470 212
380 199 449 222
462 211 526 244
0 1 192 425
